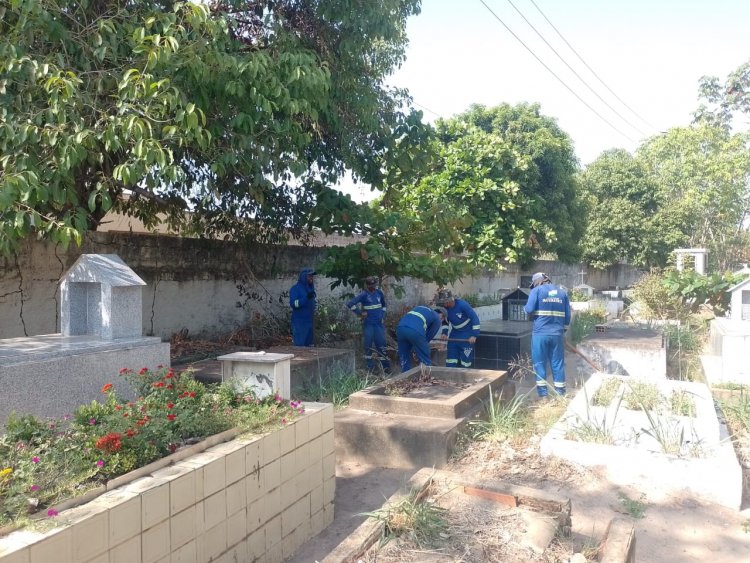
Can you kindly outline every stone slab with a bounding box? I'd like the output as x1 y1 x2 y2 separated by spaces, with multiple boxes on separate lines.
0 335 169 423
599 518 636 563
578 324 666 378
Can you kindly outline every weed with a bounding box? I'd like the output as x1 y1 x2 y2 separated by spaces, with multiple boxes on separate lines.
566 381 623 445
569 308 608 345
362 486 448 548
639 409 688 456
714 382 750 391
618 492 647 519
469 386 530 442
592 378 621 407
622 381 663 411
670 389 696 417
743 519 750 534
721 391 750 432
297 369 377 408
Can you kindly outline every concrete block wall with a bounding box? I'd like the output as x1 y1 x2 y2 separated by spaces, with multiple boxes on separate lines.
0 403 335 563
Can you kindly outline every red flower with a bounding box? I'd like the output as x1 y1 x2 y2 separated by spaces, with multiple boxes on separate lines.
152 382 165 388
169 444 178 453
139 367 148 375
101 383 113 393
188 392 196 398
126 429 136 437
179 392 189 399
123 413 129 418
114 405 122 411
166 384 173 390
119 368 129 375
95 432 122 453
164 371 175 379
167 414 176 422
166 403 174 409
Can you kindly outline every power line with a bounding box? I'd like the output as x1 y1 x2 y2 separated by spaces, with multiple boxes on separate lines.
528 0 658 133
412 100 443 119
477 0 637 143
505 0 648 138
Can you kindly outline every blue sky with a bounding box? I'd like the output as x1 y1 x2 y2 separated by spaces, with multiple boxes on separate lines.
342 0 750 201
390 0 749 164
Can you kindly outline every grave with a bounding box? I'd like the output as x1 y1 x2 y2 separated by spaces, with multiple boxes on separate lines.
335 366 513 468
540 373 742 509
474 319 532 370
577 323 666 378
0 254 168 423
217 351 294 398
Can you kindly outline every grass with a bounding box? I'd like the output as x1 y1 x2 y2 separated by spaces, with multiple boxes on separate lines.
363 485 448 548
569 308 607 345
714 382 750 391
618 492 647 519
469 385 531 442
670 389 696 417
592 378 621 407
721 391 750 432
566 381 623 445
297 369 378 408
622 381 663 411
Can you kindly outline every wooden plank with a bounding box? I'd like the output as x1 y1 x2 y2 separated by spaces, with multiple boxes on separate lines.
463 486 518 507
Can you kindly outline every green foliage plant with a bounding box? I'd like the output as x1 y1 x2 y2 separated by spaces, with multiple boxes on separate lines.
469 386 531 442
622 381 663 411
592 378 622 407
670 390 697 417
566 381 623 445
569 308 607 345
617 492 647 519
363 486 448 549
0 367 303 528
721 391 750 433
631 273 683 321
569 289 591 302
661 270 741 315
298 369 377 408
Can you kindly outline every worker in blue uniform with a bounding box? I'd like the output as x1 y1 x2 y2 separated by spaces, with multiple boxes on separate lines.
523 272 571 397
346 276 392 374
436 290 481 368
289 268 317 346
396 305 447 373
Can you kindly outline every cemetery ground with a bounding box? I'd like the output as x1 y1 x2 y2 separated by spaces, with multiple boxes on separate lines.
174 340 750 562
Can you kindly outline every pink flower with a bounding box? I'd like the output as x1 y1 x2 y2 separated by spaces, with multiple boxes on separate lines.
30 485 40 492
96 459 104 468
31 456 40 464
281 418 287 425
89 418 96 425
47 509 58 517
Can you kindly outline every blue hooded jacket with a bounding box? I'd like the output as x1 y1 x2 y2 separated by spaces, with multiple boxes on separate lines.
289 268 317 322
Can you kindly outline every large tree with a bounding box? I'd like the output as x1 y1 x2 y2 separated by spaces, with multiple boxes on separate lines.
578 149 664 269
0 0 424 256
381 103 582 270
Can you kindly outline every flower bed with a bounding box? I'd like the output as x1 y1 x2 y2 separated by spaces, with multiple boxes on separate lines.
0 364 336 562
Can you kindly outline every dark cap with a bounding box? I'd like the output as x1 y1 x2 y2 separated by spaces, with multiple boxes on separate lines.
433 306 448 318
435 289 453 306
365 276 377 286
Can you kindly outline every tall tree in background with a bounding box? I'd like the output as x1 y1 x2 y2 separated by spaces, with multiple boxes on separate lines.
381 103 582 271
0 0 424 256
637 124 750 270
578 149 664 269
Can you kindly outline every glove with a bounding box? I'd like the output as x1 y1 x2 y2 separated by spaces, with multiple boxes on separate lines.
307 292 315 299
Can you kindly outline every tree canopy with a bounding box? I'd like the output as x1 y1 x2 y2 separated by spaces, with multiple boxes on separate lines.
0 0 424 256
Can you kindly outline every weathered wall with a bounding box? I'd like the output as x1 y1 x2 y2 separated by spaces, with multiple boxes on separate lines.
0 232 644 340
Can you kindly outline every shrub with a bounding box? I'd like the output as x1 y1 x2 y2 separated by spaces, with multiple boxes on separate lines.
569 289 591 302
569 308 607 345
0 367 303 528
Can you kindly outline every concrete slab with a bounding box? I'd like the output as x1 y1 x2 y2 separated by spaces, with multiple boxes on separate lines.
540 373 743 509
578 324 666 378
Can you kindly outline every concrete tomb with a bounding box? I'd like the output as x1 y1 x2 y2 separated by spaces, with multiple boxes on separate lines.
0 254 168 423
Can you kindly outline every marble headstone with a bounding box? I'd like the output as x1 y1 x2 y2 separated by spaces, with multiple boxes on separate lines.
60 254 146 340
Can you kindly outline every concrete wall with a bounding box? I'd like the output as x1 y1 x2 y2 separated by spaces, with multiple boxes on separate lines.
0 404 336 563
0 232 644 340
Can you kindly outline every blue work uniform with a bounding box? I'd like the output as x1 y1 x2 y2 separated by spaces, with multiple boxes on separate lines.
396 306 443 373
289 268 316 346
524 283 571 396
346 288 391 373
444 299 481 368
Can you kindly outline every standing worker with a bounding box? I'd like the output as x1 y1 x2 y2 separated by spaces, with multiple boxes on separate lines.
436 290 481 368
346 276 392 374
523 272 571 397
289 268 317 346
396 305 447 373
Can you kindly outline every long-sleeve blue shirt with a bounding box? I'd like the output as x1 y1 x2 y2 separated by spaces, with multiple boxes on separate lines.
524 284 571 336
289 268 316 322
346 288 387 325
397 306 443 342
446 299 481 337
